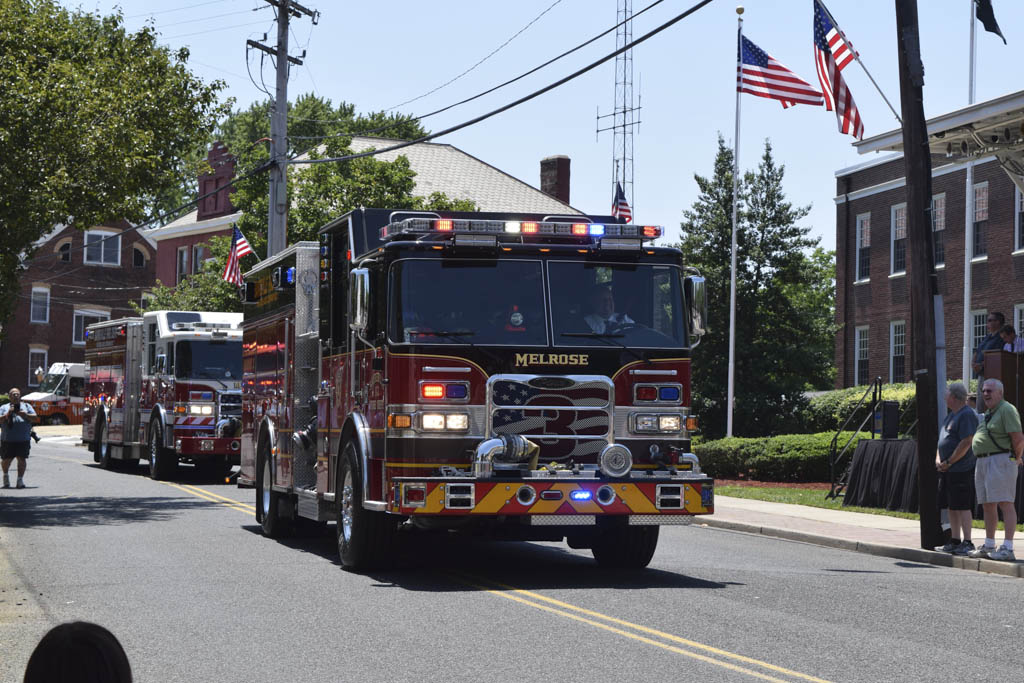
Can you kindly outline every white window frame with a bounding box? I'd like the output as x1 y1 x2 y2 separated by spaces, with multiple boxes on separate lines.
971 309 988 354
889 320 906 384
84 229 121 266
1015 304 1024 339
192 245 204 274
931 193 945 268
971 182 989 262
30 286 50 324
28 348 47 387
890 203 907 276
1015 187 1024 253
72 309 110 345
855 213 871 283
176 247 189 284
855 326 869 386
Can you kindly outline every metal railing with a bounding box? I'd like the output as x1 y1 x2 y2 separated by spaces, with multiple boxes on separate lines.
826 377 883 500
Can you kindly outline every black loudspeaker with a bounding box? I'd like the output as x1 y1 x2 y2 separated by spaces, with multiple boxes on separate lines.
874 400 900 439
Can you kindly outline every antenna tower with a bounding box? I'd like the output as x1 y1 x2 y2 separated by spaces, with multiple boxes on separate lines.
596 0 640 215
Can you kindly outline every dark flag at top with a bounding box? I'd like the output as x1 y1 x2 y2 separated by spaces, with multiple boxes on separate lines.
976 0 1006 44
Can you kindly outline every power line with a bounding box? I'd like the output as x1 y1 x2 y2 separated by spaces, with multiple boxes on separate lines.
151 6 269 31
125 0 244 20
291 0 713 167
385 0 567 111
164 20 270 41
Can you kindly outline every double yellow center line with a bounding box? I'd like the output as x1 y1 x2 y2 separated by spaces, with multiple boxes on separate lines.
169 482 830 683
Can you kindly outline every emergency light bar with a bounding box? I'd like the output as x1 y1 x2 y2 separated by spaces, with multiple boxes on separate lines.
380 218 662 243
170 322 236 331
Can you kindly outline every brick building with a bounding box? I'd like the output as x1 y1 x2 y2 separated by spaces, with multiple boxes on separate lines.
835 91 1024 388
144 142 241 285
0 221 157 391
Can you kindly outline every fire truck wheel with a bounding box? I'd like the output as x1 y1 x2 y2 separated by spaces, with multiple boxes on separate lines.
590 523 659 569
257 444 291 538
336 443 397 571
49 413 69 426
148 423 177 481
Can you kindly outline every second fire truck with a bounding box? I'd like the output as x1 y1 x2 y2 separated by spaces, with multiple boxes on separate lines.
82 310 243 479
240 209 712 570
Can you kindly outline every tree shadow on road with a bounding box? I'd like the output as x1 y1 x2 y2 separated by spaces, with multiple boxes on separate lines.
0 494 222 529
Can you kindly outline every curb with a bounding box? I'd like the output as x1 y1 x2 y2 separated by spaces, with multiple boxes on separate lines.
700 518 1024 579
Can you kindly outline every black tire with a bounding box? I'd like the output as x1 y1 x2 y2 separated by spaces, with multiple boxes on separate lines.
148 422 177 481
257 442 290 537
97 420 113 470
49 413 69 426
91 417 103 463
591 523 659 569
336 442 398 571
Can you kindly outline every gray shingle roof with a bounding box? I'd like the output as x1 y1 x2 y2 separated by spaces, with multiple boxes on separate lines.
346 136 582 215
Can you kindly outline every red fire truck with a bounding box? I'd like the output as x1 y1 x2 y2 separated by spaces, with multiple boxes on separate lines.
240 208 711 570
82 311 244 479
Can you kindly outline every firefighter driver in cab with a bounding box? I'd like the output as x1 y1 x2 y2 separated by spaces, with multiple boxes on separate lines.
584 284 634 334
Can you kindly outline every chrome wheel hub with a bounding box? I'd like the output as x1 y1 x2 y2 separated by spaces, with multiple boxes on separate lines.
341 471 354 543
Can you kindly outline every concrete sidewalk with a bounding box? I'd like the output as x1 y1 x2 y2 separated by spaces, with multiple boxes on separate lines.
705 495 1024 578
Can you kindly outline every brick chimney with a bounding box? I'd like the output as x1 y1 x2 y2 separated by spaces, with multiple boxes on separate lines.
540 155 570 204
197 141 237 220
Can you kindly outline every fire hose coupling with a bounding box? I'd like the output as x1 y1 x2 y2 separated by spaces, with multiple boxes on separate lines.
598 443 633 478
473 434 539 478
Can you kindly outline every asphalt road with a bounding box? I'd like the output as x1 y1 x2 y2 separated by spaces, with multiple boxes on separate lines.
2 438 1022 683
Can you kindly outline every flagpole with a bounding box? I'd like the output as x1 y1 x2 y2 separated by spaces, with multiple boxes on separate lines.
961 0 976 385
727 6 743 438
817 0 902 125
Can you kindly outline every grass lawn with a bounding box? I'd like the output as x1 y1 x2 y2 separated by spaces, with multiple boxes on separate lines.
717 485 1024 532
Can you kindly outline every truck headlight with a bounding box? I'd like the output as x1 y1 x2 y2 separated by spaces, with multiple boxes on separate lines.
419 412 469 432
658 415 681 432
189 404 214 416
631 413 683 433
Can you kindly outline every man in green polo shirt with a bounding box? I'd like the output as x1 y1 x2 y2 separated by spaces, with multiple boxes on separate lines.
967 379 1024 561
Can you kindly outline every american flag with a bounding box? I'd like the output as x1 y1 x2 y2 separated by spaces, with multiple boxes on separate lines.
611 181 632 223
813 1 864 139
222 226 254 287
737 35 823 109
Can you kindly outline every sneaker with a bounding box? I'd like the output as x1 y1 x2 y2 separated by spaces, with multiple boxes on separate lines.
1 474 8 488
935 541 959 553
15 478 25 489
988 545 1017 562
968 545 996 559
953 541 975 556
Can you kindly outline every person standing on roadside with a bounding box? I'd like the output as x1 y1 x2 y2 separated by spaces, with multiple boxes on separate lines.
968 379 1024 561
935 382 979 555
971 312 1005 391
0 387 38 489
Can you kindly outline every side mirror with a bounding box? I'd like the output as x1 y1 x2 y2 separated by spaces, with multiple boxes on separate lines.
156 354 166 374
349 268 370 333
683 275 707 347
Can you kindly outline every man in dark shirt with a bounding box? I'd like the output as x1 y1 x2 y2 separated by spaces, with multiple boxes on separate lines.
935 382 979 555
972 312 1005 390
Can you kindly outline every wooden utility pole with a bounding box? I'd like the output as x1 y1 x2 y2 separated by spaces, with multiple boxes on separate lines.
894 0 943 549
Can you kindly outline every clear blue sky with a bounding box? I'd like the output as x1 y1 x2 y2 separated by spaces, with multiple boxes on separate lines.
68 1 1023 251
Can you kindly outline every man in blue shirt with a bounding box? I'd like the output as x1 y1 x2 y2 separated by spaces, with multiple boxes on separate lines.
934 382 979 555
1 387 38 489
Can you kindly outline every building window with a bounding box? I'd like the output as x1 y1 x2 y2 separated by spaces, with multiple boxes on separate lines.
58 242 71 263
855 326 869 386
855 213 870 281
890 321 906 383
891 204 907 274
176 247 189 284
84 230 120 265
192 245 205 274
1016 304 1024 338
73 310 110 345
973 182 988 258
30 287 49 323
972 310 988 354
28 349 47 387
133 247 146 268
932 194 945 266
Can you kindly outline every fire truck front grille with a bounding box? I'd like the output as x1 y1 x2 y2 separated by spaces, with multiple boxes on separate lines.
488 375 613 462
219 393 242 418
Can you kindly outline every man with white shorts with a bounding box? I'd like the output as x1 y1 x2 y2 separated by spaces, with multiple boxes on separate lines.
968 379 1024 561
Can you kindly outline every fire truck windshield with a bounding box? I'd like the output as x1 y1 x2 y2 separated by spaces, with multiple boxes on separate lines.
389 259 688 348
174 340 243 380
36 373 67 395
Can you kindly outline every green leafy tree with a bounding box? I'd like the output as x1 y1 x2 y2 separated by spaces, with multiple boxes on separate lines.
679 137 835 438
141 96 475 312
0 1 229 327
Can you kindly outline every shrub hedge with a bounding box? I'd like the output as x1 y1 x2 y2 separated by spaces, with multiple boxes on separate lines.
801 382 918 434
694 431 868 482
